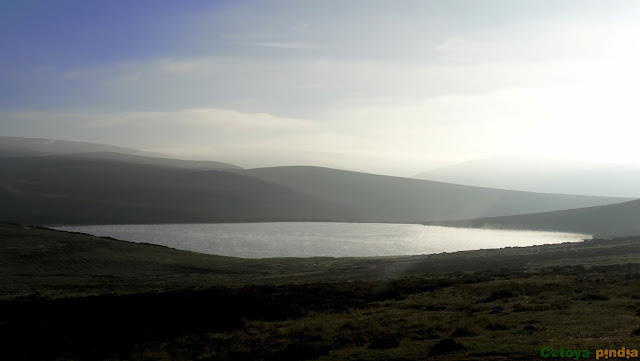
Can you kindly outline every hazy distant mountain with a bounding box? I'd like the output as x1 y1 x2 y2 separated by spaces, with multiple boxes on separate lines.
0 137 632 225
432 199 640 238
0 136 162 157
0 136 240 170
241 166 629 223
0 157 629 225
0 156 350 224
414 156 640 198
52 152 241 170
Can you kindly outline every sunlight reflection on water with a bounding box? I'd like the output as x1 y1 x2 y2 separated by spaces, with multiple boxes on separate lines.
55 222 591 259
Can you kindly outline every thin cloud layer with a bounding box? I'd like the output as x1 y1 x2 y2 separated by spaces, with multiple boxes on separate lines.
2 1 640 175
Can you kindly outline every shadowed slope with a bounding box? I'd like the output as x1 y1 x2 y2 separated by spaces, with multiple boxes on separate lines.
0 143 631 225
432 199 640 238
242 166 629 222
0 157 352 225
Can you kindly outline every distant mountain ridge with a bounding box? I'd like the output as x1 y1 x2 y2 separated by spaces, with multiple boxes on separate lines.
0 136 162 157
46 152 241 170
0 136 240 170
414 155 640 198
0 137 633 226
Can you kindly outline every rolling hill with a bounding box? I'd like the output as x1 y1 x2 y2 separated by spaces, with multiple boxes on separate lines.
0 136 240 169
0 156 350 224
240 166 630 223
0 137 633 225
0 136 162 157
0 158 630 225
431 199 640 238
48 151 241 170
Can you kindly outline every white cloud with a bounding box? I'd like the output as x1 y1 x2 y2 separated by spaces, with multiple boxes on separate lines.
170 108 316 131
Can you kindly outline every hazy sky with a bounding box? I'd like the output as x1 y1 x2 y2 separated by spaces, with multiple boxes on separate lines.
2 0 640 175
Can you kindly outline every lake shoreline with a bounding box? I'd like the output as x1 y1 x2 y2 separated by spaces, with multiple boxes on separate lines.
53 222 591 259
2 223 640 360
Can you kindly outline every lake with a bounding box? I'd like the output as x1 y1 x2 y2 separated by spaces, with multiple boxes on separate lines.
54 222 591 258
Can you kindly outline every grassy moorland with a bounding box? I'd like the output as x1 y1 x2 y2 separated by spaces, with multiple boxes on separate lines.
3 223 640 360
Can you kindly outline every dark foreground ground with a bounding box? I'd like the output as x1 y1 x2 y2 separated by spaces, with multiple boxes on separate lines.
3 223 640 360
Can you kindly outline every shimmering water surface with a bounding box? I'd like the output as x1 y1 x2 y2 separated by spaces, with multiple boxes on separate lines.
55 223 591 259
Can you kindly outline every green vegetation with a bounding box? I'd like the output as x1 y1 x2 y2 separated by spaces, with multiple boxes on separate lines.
4 224 640 360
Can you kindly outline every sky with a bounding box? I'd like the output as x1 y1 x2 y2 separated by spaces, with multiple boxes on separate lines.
2 0 640 176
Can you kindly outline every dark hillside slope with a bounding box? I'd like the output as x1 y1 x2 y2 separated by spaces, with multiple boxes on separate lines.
0 155 630 225
432 199 640 238
0 157 352 224
242 166 630 222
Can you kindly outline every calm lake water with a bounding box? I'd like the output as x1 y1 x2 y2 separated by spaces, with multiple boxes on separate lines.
54 223 591 259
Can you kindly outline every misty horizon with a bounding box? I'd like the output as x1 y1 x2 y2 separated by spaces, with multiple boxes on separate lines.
5 135 640 180
3 1 640 176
